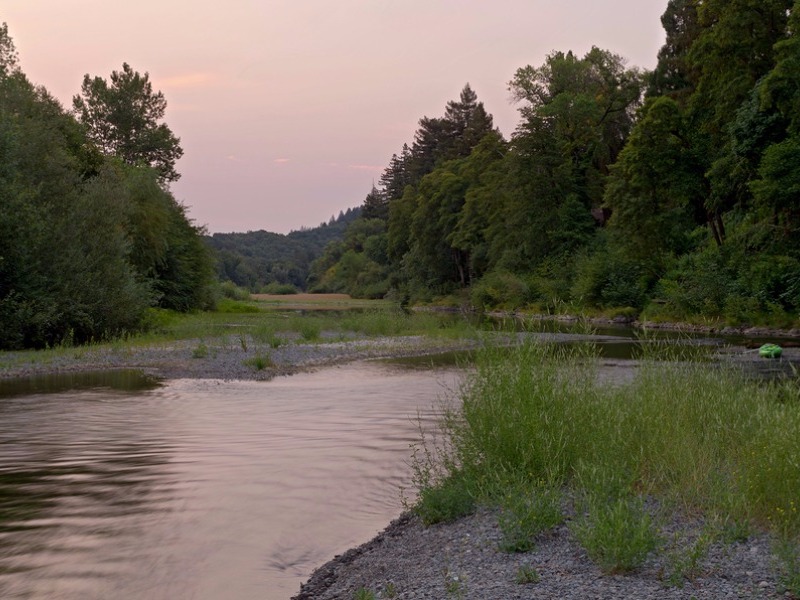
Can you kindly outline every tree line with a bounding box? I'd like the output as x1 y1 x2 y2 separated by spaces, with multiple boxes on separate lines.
0 24 214 349
312 0 800 326
206 207 360 293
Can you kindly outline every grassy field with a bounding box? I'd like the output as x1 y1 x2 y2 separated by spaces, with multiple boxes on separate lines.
410 341 800 588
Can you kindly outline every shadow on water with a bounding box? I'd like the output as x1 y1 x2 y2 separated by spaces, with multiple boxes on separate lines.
0 369 161 399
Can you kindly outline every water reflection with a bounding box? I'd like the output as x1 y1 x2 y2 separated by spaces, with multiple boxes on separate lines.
0 362 460 600
0 369 160 399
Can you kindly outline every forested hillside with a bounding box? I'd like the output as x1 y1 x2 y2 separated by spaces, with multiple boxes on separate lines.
0 25 214 349
206 207 360 291
315 0 800 327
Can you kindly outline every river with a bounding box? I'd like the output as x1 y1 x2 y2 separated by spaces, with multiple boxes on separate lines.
0 360 463 600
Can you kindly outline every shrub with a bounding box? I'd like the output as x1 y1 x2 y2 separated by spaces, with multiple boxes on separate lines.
498 483 563 552
571 496 660 574
470 271 530 311
218 281 251 301
260 282 298 295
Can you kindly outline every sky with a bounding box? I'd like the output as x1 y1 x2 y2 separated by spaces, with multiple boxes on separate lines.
4 1 668 234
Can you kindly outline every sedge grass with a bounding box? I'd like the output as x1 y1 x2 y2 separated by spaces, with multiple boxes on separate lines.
412 340 800 573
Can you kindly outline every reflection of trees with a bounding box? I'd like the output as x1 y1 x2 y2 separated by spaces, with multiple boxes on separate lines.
0 370 160 399
0 389 177 584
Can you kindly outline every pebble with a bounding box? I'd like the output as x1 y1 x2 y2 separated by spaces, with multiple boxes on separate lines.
294 508 790 600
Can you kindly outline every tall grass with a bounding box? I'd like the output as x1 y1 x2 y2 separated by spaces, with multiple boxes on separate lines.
412 341 800 571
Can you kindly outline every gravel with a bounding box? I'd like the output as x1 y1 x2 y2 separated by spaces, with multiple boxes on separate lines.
0 334 481 382
294 508 791 600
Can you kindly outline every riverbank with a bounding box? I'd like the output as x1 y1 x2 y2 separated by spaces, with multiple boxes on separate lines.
293 340 800 600
2 317 798 599
0 334 479 382
294 508 785 599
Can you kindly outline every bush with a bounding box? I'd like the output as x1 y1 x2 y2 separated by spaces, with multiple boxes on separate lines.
218 280 251 301
571 238 655 309
260 282 298 295
571 496 660 574
470 272 530 310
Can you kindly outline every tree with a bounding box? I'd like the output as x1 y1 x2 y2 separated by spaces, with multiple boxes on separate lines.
73 63 183 183
0 23 19 77
648 0 702 99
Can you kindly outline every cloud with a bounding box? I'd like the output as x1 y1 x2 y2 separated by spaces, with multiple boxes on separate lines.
159 73 216 89
273 158 291 164
348 164 383 171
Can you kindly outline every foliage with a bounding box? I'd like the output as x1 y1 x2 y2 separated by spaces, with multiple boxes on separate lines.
209 207 360 292
571 496 660 574
410 342 800 573
73 62 183 183
469 272 530 311
0 24 214 349
498 483 563 552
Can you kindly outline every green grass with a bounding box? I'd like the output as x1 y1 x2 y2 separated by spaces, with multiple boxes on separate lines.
571 495 660 573
244 353 273 370
411 340 800 575
515 564 541 584
498 482 563 552
1 300 481 379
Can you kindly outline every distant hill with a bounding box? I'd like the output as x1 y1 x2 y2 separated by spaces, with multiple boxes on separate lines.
205 207 361 291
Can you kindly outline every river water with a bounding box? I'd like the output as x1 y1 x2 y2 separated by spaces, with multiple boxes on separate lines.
0 361 463 600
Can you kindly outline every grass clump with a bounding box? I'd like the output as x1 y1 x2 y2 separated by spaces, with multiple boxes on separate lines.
498 482 563 552
191 341 209 359
775 538 800 597
571 496 660 573
244 353 273 371
515 564 541 584
662 530 712 587
410 340 800 576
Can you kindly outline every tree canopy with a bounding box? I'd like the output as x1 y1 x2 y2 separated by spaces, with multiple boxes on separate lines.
0 24 213 349
73 63 184 183
311 3 800 325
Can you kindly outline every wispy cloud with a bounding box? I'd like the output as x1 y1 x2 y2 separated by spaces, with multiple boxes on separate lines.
348 164 383 171
274 158 291 164
159 73 216 89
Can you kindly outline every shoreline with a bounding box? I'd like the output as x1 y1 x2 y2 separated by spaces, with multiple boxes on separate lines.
2 327 798 598
293 506 787 599
0 334 480 383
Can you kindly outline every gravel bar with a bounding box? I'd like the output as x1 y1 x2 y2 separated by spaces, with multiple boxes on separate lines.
294 508 789 600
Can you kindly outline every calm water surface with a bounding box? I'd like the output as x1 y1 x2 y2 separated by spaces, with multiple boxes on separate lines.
0 361 463 600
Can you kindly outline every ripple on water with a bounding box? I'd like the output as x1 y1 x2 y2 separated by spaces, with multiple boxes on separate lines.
0 361 462 600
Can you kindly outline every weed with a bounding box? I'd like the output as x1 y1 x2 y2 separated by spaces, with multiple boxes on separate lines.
515 564 541 584
299 321 321 342
571 495 660 574
774 538 800 596
498 483 563 553
353 588 376 600
443 568 467 599
192 341 209 359
238 333 248 352
244 353 273 370
382 581 397 598
663 531 711 587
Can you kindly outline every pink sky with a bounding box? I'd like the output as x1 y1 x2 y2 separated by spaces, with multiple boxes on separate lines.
4 1 667 234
